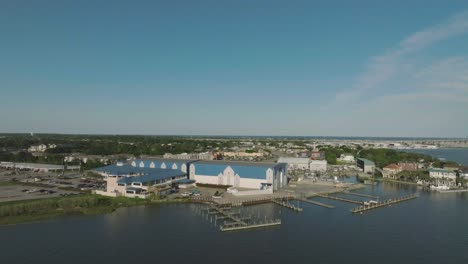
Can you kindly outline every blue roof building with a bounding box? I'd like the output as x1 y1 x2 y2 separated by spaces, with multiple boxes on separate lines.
93 159 289 198
190 161 288 191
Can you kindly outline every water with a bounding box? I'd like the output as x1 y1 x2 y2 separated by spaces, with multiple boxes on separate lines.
402 148 468 165
1 182 467 264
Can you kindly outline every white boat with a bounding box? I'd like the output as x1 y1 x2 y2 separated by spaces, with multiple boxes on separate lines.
430 185 450 191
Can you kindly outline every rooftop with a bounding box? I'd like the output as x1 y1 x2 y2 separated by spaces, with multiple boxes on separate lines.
428 168 456 173
194 160 284 168
357 158 375 165
94 164 187 184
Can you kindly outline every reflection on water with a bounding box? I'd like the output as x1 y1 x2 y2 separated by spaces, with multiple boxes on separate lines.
1 182 467 264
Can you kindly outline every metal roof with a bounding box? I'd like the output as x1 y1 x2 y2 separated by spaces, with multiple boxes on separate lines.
277 157 310 164
130 159 196 170
193 161 286 180
93 164 187 184
194 160 284 168
357 158 375 165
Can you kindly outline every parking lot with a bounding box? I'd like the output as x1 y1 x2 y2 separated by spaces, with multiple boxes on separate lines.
0 184 79 202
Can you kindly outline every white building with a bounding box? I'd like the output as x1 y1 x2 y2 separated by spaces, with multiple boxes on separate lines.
310 160 327 172
163 152 213 160
277 157 327 172
277 157 310 170
429 168 457 180
190 161 288 191
339 154 355 163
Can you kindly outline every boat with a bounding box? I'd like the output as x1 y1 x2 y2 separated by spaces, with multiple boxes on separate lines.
430 185 450 191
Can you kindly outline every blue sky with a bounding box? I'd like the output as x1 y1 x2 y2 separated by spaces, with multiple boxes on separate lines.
1 0 468 137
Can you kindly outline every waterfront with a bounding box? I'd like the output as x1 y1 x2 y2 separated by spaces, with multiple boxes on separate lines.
1 181 467 264
402 148 468 166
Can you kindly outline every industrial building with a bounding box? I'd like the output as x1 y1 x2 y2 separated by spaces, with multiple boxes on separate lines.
93 159 288 198
94 162 189 198
277 157 310 170
357 158 375 174
277 157 328 172
190 160 287 191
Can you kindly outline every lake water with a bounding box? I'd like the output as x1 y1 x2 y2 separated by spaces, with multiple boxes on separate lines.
402 148 468 165
1 182 467 264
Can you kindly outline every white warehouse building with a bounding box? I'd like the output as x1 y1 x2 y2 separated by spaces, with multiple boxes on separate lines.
277 157 328 172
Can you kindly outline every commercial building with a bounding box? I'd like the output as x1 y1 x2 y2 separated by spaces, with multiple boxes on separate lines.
277 157 310 170
356 158 375 174
277 157 328 172
163 152 213 160
94 161 189 198
190 160 287 191
339 154 355 163
94 159 288 198
310 150 325 160
429 168 457 180
220 151 264 158
309 160 327 172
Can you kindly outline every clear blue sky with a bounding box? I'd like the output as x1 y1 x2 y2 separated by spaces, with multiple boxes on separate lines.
1 0 468 137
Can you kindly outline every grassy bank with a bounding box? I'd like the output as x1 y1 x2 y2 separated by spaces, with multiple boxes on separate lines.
0 194 151 225
376 178 419 186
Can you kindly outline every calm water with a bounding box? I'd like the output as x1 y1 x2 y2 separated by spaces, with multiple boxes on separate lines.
1 182 467 264
402 148 468 165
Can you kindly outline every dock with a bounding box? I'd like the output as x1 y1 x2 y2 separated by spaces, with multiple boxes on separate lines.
272 199 303 212
220 220 281 231
342 191 379 199
297 198 335 209
201 204 282 231
317 194 364 205
351 194 417 213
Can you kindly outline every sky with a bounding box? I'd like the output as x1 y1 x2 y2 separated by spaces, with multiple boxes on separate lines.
1 0 468 137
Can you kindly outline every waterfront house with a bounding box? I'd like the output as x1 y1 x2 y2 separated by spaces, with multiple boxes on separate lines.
428 168 457 180
398 162 419 171
383 164 402 178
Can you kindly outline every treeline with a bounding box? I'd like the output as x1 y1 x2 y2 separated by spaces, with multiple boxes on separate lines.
319 146 457 168
1 134 236 156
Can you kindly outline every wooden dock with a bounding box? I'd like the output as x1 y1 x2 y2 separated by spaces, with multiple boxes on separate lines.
220 220 281 232
203 204 282 231
297 198 335 209
342 191 379 199
317 194 364 205
272 199 303 212
351 194 417 213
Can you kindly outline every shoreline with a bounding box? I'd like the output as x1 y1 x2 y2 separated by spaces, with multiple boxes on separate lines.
375 178 419 186
0 194 191 226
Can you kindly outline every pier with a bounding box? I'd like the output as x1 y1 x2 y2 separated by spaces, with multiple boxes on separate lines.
342 191 379 199
272 199 303 212
199 204 282 232
351 194 417 213
220 220 281 231
317 194 364 205
297 198 335 209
